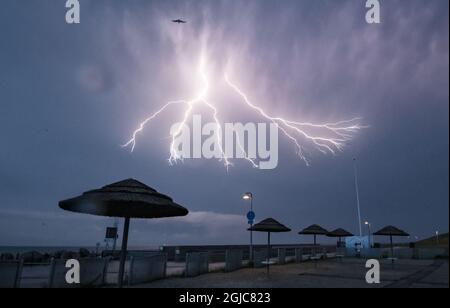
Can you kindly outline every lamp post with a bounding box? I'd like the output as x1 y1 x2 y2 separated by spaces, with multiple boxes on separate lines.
365 221 372 248
243 192 254 265
436 231 439 245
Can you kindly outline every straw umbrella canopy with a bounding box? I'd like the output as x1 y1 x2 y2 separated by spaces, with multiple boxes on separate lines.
248 218 291 274
373 226 409 259
59 179 188 287
327 228 354 246
299 224 329 246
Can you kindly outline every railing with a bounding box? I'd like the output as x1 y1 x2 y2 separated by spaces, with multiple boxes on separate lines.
0 245 344 288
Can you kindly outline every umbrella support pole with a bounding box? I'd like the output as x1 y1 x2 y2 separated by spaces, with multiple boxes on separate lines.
390 235 394 259
118 217 130 288
313 235 317 257
390 235 395 268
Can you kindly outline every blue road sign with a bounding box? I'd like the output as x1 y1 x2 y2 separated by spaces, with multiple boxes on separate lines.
247 211 255 221
248 220 254 225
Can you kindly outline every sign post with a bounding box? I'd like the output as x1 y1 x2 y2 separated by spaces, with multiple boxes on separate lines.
247 210 255 265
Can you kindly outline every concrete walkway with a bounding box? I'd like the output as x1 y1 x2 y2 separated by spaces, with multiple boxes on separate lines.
133 258 449 288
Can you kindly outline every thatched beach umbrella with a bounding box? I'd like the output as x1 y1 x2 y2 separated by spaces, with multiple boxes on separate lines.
248 218 291 275
299 224 329 246
327 228 354 246
59 179 188 287
373 226 409 259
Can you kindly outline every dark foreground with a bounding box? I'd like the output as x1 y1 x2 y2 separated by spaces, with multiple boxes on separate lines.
133 258 449 288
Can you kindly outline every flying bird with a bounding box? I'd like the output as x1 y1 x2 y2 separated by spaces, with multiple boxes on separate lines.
172 19 187 24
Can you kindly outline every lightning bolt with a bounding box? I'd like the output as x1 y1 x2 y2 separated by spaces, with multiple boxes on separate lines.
123 55 233 169
122 55 364 168
224 75 364 165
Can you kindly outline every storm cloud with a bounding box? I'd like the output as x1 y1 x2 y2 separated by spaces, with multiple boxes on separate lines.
0 0 448 247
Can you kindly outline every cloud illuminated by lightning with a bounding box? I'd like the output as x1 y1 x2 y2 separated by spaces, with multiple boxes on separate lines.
122 54 364 168
122 55 233 168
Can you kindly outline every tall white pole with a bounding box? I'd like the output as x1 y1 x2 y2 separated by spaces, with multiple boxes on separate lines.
353 158 363 237
250 196 254 265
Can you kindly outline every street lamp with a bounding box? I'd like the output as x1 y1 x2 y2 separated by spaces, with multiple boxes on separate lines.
436 231 439 245
242 192 254 265
365 221 372 248
243 193 252 201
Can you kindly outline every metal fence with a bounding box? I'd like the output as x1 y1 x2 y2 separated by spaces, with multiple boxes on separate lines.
0 245 344 288
0 261 23 288
128 254 167 285
225 250 244 272
185 252 209 277
48 258 109 288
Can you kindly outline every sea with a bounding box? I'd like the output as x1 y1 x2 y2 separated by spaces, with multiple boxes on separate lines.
0 246 160 254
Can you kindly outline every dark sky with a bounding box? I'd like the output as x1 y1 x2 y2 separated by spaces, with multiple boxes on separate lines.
0 0 448 247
